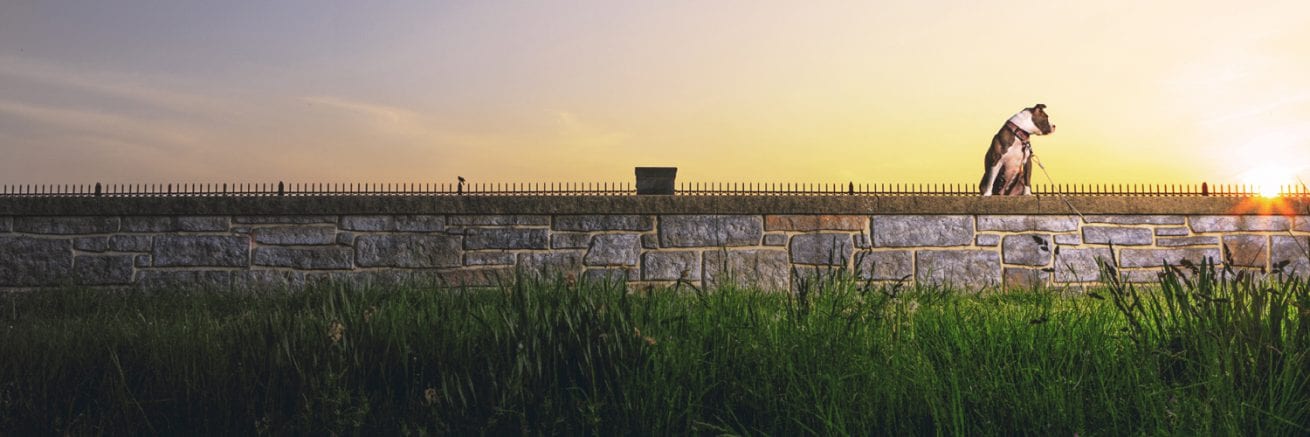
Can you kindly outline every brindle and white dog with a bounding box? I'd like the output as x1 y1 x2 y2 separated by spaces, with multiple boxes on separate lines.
979 104 1055 196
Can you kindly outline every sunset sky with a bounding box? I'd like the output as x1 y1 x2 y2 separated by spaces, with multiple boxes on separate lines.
2 1 1308 188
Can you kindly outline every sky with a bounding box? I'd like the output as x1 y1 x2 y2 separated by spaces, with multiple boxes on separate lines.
2 1 1309 188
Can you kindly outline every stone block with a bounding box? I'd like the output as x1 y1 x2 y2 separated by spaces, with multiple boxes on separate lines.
74 237 110 252
1081 226 1153 246
518 252 584 276
1084 215 1185 225
1222 235 1268 268
1120 248 1221 268
1004 268 1049 289
254 246 353 270
553 215 653 231
336 232 356 246
355 234 462 268
915 250 1001 287
1157 236 1218 247
135 255 151 267
1054 248 1114 283
642 251 701 281
976 215 1079 232
659 215 763 248
465 251 517 266
394 215 445 232
790 233 854 265
232 270 307 290
0 217 10 232
234 215 338 224
1271 236 1310 275
584 268 636 284
122 216 227 232
855 250 913 281
0 237 73 286
108 235 153 252
703 249 790 291
791 265 847 294
1296 216 1310 232
464 228 549 250
641 233 659 249
1155 227 1191 236
1190 216 1289 232
873 215 972 247
1119 269 1164 283
854 234 871 249
254 226 336 245
448 215 550 226
975 234 1000 247
340 215 395 231
1002 234 1052 266
439 267 516 288
15 217 119 234
73 255 135 285
1053 234 1081 245
585 234 641 266
763 233 788 246
551 232 592 249
152 236 250 267
764 215 866 231
136 270 232 290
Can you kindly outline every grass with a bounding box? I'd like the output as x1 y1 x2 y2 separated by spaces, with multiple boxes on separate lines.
1 267 1307 435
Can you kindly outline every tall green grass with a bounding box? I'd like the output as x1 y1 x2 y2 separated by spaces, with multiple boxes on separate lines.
1 268 1306 435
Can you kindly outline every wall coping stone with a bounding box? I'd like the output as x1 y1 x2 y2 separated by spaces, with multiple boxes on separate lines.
2 195 1304 216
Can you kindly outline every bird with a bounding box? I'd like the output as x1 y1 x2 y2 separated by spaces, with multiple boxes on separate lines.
457 176 465 195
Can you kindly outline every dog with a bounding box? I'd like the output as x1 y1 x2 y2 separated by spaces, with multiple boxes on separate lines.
979 104 1055 196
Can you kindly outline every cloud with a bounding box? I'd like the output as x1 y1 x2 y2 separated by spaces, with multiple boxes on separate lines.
0 99 203 148
0 55 226 115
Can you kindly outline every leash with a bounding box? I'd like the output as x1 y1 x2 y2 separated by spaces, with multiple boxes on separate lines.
1030 154 1087 223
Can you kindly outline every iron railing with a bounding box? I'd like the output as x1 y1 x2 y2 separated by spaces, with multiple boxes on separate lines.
0 182 1306 198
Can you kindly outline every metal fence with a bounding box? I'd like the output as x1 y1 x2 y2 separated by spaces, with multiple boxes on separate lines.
0 181 1306 198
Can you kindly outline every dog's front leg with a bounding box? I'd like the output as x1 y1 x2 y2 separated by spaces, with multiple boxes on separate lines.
980 162 1001 196
1021 155 1034 195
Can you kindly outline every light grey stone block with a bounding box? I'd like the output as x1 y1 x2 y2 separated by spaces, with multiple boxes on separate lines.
136 270 232 290
1053 234 1081 245
1119 269 1164 283
660 215 763 248
340 215 395 231
703 249 790 291
790 233 854 265
976 215 1079 232
254 246 353 270
73 255 135 285
855 250 913 281
73 236 110 252
438 267 516 288
448 215 549 226
1157 236 1218 247
551 232 592 249
464 228 549 250
0 237 73 286
763 233 788 246
254 226 336 245
585 234 641 266
1155 227 1191 236
854 234 871 249
642 251 701 281
1054 248 1114 282
583 268 635 284
465 252 517 266
1190 216 1290 232
152 236 249 267
336 232 356 246
232 270 307 290
1081 226 1153 246
355 234 462 268
1120 248 1222 268
873 215 972 247
1296 216 1310 232
177 216 229 232
915 250 1001 287
1222 235 1268 267
1084 215 1185 225
641 233 659 249
1002 234 1052 266
15 217 119 234
518 251 584 276
554 215 653 231
1271 236 1310 275
134 255 150 267
122 216 227 232
975 234 1000 247
394 215 445 232
234 215 338 224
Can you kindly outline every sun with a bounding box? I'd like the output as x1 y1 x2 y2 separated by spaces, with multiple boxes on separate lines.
1239 166 1292 198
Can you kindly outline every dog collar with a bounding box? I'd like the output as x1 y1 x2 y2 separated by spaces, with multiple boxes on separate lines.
1005 121 1031 142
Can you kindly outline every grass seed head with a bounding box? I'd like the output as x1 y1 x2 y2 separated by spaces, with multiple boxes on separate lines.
328 320 345 344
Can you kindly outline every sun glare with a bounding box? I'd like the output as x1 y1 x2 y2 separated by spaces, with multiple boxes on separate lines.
1240 166 1292 198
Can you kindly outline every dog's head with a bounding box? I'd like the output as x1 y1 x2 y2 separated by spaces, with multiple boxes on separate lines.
1011 103 1056 136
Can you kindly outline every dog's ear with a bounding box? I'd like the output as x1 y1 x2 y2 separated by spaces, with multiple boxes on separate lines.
1033 103 1047 111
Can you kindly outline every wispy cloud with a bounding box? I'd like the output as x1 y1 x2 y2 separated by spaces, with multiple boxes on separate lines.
0 99 203 148
0 55 226 115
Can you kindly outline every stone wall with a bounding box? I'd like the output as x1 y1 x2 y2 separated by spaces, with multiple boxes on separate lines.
1 196 1308 291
